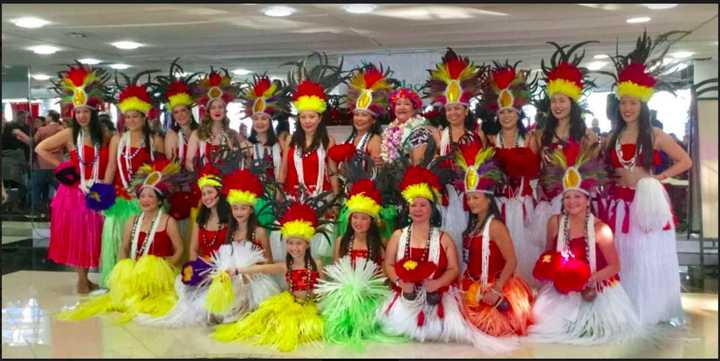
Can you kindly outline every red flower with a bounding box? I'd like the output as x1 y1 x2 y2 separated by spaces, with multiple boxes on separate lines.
394 257 437 283
553 255 591 294
533 250 560 282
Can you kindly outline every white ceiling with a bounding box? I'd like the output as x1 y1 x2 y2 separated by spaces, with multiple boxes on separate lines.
2 3 718 96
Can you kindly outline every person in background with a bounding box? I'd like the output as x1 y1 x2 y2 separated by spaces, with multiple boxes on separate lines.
31 110 64 215
3 110 32 211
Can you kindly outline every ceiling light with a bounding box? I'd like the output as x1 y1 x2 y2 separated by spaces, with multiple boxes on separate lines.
263 6 295 17
641 4 678 10
31 73 51 81
626 17 651 24
232 68 252 76
78 58 102 65
111 41 143 50
109 63 131 70
586 61 608 71
670 51 695 59
11 17 50 29
593 54 610 59
343 4 377 14
27 45 60 55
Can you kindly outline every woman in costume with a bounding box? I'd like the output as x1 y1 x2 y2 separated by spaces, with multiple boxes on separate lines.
330 63 393 167
455 141 534 337
56 160 183 322
212 201 326 352
528 142 642 344
602 31 692 326
101 72 165 288
279 63 343 261
479 61 542 287
238 74 290 180
137 168 280 327
189 163 230 261
379 87 435 166
376 165 468 343
186 68 242 172
529 41 600 251
424 47 485 253
156 58 201 262
36 63 113 294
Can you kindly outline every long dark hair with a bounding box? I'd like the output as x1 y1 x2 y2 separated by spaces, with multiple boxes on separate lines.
463 193 502 240
338 215 384 263
344 112 383 144
71 108 105 147
285 246 318 272
224 209 259 245
606 101 654 171
291 115 330 153
248 116 278 147
196 192 231 227
541 100 586 148
170 105 199 133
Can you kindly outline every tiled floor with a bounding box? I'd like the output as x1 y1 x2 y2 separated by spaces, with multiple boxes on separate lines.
1 270 717 358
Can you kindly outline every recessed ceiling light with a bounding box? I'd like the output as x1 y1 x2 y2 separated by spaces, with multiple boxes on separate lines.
263 6 295 17
586 61 608 71
31 73 51 81
232 68 252 76
343 4 377 14
78 58 102 65
593 54 610 59
111 41 143 50
626 17 651 24
670 51 695 58
109 63 131 70
27 45 60 55
11 17 51 29
642 4 678 10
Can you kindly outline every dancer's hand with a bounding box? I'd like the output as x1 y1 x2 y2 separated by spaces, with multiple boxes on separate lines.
398 280 414 294
423 279 442 293
479 290 501 306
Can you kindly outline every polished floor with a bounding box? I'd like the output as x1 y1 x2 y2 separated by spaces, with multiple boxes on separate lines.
1 270 717 358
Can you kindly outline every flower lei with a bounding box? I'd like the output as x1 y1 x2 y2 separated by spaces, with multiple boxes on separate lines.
380 115 429 163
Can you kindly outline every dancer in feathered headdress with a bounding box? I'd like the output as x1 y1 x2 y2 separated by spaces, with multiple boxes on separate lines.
599 30 692 326
212 199 331 352
424 48 487 252
40 62 112 294
529 40 600 264
186 67 242 171
529 141 644 344
453 141 534 341
100 68 163 289
479 60 543 287
57 159 184 323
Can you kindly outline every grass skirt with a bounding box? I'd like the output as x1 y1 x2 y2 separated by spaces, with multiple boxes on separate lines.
48 183 103 268
461 276 534 337
316 257 396 347
212 291 324 352
496 195 541 289
528 281 643 345
440 186 468 262
56 255 177 323
100 197 141 288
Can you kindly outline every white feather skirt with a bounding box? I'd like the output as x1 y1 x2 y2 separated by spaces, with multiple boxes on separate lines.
440 186 468 264
496 195 541 289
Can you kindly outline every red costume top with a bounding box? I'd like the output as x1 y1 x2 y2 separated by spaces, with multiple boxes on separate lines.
608 143 661 169
71 144 110 180
284 144 331 197
198 225 228 258
461 236 506 290
134 219 174 259
286 268 320 292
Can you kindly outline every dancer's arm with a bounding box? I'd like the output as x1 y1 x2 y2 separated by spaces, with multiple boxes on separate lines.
383 230 414 294
478 219 517 305
588 221 620 284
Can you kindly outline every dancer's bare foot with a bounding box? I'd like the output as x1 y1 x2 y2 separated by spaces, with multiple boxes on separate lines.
77 280 99 294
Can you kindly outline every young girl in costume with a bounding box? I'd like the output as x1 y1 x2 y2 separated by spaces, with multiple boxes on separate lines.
529 142 642 344
56 160 183 322
189 163 230 261
317 179 389 346
101 72 165 288
36 63 113 294
601 31 692 326
212 201 326 352
137 168 279 327
455 142 534 337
